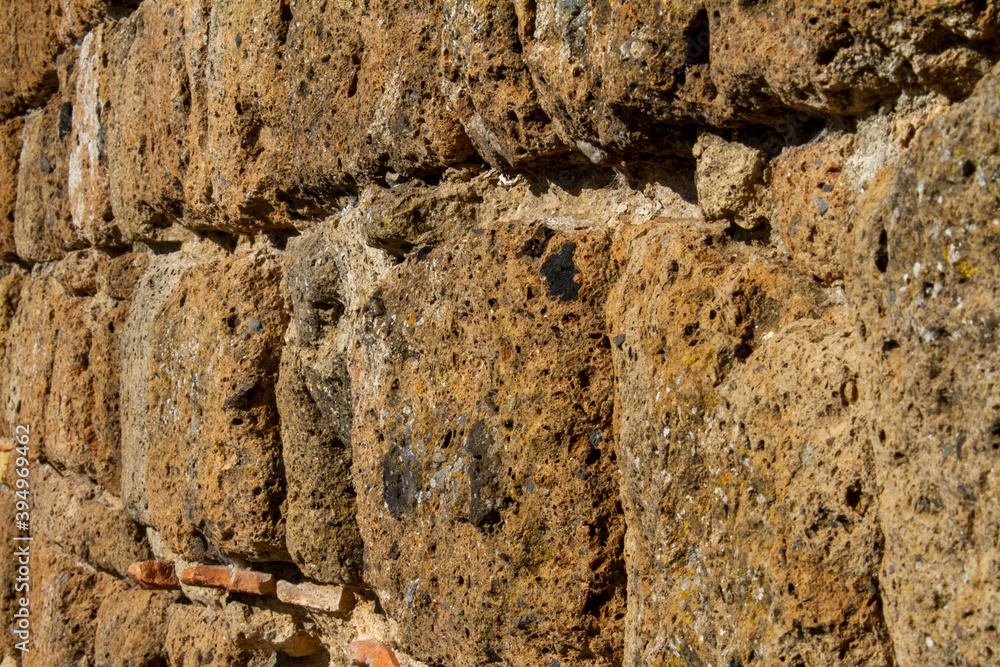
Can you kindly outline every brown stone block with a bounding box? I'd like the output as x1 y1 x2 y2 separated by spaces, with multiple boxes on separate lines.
846 61 1000 665
0 0 60 119
166 603 270 666
145 253 288 560
3 275 61 450
94 585 175 667
606 220 891 665
119 251 202 526
13 49 81 262
67 24 122 248
352 222 624 665
24 540 123 667
0 117 24 260
101 0 194 243
33 464 152 576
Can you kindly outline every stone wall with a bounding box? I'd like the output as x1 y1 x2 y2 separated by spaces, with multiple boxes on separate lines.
1 0 999 665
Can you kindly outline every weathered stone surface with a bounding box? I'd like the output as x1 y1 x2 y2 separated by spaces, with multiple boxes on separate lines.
68 25 121 248
441 1 999 166
353 223 624 665
0 117 23 260
52 248 109 296
24 540 123 667
4 263 131 488
180 565 277 596
127 560 181 590
145 252 288 560
42 289 97 474
607 220 891 665
3 275 61 450
276 580 355 614
772 130 858 284
94 586 176 667
33 463 152 576
89 291 130 493
440 0 569 169
358 174 489 258
0 0 60 119
277 347 363 584
693 132 769 228
165 603 269 666
13 50 82 262
278 225 370 584
101 0 196 243
120 251 201 525
350 639 402 667
51 0 141 48
846 60 1000 666
188 0 474 228
224 596 322 656
102 251 150 301
3 0 1000 661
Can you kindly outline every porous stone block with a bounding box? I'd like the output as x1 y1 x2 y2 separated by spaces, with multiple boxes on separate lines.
352 222 624 665
94 586 175 666
145 253 288 560
607 220 892 666
846 60 1000 666
33 464 152 576
120 251 201 525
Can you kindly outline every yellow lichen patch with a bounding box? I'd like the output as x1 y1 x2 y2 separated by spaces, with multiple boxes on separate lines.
956 260 979 279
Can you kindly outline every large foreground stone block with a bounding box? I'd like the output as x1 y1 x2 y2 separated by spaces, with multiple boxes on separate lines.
146 252 289 560
352 222 624 665
846 61 1000 666
24 540 124 667
607 221 892 666
120 251 202 525
33 463 152 576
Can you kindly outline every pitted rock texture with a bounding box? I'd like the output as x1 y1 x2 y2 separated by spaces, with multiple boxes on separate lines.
1 1 1000 666
146 253 289 561
847 60 1000 667
351 223 625 665
608 220 891 665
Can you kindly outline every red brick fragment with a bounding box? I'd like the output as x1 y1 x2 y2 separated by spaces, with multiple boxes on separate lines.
179 564 276 595
276 580 355 613
349 639 401 667
126 560 180 590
